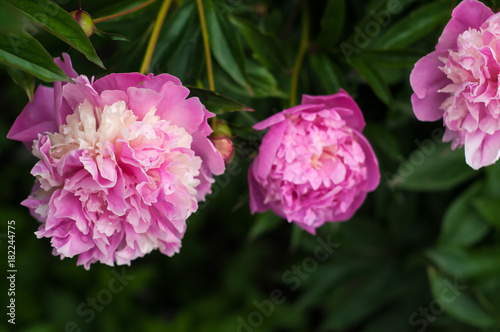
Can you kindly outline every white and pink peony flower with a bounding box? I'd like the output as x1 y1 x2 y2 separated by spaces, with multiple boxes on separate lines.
410 0 500 169
8 54 225 269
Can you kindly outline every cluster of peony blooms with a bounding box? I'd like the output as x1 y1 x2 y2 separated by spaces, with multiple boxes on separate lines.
410 0 500 169
8 53 380 267
13 0 500 268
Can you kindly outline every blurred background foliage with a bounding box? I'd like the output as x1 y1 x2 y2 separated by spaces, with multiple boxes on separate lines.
1 0 500 331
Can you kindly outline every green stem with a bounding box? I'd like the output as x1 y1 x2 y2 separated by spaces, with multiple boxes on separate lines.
289 1 309 108
139 0 172 74
93 0 156 24
196 0 215 92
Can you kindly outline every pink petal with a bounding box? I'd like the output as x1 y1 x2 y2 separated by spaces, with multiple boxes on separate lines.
353 130 380 191
126 87 163 119
410 51 449 121
302 89 365 131
7 86 57 144
464 130 500 169
247 163 268 214
437 0 494 51
141 73 182 91
253 120 287 180
54 53 78 79
157 91 204 133
93 73 147 93
62 76 100 110
191 132 225 175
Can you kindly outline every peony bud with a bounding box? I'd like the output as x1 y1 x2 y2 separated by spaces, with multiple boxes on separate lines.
210 120 234 165
71 10 94 38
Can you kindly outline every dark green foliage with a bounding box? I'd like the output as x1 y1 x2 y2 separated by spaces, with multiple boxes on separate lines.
2 0 500 331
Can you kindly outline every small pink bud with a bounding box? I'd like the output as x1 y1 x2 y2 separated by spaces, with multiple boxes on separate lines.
71 10 94 38
210 120 234 165
211 135 234 165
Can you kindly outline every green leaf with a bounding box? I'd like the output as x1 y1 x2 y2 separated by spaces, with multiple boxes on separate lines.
297 259 367 309
7 66 35 101
353 48 425 68
485 161 500 197
246 61 287 98
428 267 497 328
94 29 129 42
309 53 342 94
289 224 304 253
317 0 345 47
363 122 401 160
216 60 287 98
392 142 479 191
229 16 287 72
247 211 282 242
427 246 500 279
321 261 396 330
187 86 254 114
204 0 250 93
350 57 392 105
8 0 104 68
166 22 203 84
150 1 198 71
0 32 69 82
472 197 500 231
439 182 490 247
375 0 450 49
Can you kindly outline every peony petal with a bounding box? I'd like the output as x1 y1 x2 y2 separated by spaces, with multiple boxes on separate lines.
410 51 449 99
93 73 147 93
253 120 287 180
437 0 494 51
62 76 100 110
7 86 57 145
247 163 269 214
140 73 182 91
302 89 365 131
411 91 450 121
127 87 163 120
353 130 380 191
155 85 203 133
191 132 225 175
54 53 78 79
464 130 500 169
253 112 285 131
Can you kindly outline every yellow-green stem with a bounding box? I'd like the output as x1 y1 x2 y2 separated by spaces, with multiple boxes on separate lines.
196 0 215 92
289 1 309 108
139 0 172 74
94 0 156 24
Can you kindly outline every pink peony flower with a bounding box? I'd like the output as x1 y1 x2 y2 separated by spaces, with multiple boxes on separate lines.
248 90 380 234
410 0 500 169
7 54 225 269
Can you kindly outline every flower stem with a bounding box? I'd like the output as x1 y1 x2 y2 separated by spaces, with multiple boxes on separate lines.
196 0 215 92
139 0 172 74
289 1 309 108
93 0 156 24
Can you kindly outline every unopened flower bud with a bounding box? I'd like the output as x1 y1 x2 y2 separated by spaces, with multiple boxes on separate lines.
210 120 234 165
71 10 94 38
